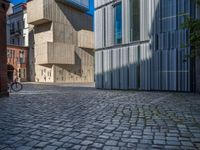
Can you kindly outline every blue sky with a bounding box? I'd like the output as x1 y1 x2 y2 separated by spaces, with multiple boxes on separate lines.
11 0 94 15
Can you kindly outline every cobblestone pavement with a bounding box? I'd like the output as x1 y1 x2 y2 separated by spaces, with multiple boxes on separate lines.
0 83 200 150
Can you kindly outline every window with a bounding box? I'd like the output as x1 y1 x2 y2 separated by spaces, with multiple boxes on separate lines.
13 51 15 58
19 68 26 78
114 2 122 44
17 21 21 30
59 70 63 75
23 36 25 45
7 50 11 58
10 50 13 58
10 23 15 34
19 50 25 64
23 19 25 28
48 71 51 77
16 57 19 64
103 8 106 47
11 39 15 44
130 0 140 41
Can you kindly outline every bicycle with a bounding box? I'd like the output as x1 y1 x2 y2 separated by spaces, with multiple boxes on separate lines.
8 78 23 92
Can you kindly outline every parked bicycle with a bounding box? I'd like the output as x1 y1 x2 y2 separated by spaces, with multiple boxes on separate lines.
8 77 23 92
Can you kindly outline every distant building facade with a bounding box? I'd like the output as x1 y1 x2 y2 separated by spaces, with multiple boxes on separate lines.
7 45 29 82
7 3 32 81
7 3 29 46
0 0 9 97
95 0 200 92
27 0 94 83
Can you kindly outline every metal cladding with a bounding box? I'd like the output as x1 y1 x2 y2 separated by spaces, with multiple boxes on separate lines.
95 0 196 92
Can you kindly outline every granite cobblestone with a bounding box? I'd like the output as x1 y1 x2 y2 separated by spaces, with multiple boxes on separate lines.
0 84 199 149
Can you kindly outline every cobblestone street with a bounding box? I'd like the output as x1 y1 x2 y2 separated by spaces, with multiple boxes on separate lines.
0 83 200 150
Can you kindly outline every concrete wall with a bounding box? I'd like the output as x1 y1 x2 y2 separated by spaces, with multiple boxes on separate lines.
53 48 94 83
35 48 94 83
35 42 75 65
78 30 94 49
28 26 35 82
35 65 54 82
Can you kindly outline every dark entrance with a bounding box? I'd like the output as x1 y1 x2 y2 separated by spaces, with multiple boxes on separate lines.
7 64 14 82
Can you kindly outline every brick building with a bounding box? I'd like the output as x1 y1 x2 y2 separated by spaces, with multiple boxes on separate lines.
7 45 29 82
0 0 9 97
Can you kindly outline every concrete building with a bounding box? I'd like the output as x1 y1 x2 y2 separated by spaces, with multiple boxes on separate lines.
94 0 200 92
7 3 29 46
27 0 94 83
0 0 9 97
7 45 29 82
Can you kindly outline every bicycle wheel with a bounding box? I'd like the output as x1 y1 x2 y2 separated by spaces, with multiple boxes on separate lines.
11 82 23 92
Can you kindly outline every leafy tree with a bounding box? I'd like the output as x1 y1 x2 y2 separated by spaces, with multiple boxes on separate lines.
182 0 200 58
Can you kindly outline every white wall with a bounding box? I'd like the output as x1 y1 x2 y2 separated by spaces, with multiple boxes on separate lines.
7 10 29 47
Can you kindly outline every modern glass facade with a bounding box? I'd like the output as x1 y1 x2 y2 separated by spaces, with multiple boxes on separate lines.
95 0 198 92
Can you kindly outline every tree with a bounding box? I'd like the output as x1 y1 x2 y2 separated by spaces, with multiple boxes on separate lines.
182 0 200 58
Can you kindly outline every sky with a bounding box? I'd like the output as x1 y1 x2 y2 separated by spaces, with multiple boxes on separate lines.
11 0 94 15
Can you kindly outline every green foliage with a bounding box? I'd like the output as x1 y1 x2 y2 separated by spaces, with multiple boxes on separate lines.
197 0 200 6
182 0 200 58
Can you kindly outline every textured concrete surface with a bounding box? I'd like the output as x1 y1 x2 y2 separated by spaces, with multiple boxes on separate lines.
0 83 200 150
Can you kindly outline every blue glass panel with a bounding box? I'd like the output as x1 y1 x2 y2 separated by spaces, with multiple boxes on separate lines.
61 0 89 11
114 3 122 44
160 0 177 32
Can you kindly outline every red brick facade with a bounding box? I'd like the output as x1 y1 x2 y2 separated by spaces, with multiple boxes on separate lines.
7 45 29 82
0 0 9 97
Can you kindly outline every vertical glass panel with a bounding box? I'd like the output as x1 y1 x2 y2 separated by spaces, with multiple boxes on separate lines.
160 0 177 32
130 0 140 41
114 3 122 44
177 0 190 26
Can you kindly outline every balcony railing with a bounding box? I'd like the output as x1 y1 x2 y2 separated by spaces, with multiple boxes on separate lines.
10 29 22 36
56 0 89 11
10 29 15 35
